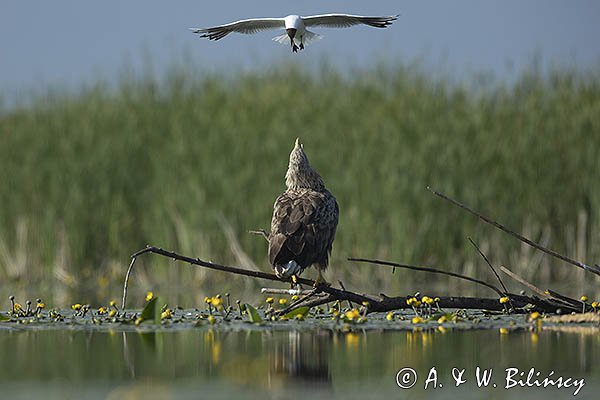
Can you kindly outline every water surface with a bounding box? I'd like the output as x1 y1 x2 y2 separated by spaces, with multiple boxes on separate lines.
1 321 598 399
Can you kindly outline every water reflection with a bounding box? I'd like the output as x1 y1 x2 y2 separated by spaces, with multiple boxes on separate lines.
1 327 599 399
268 330 332 390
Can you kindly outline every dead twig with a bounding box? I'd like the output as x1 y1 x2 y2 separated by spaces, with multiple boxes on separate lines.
260 288 314 296
500 265 580 311
428 187 600 277
546 289 588 311
338 280 353 309
248 229 270 241
348 257 505 297
121 257 137 310
500 265 549 299
122 245 314 309
276 288 320 316
468 237 509 294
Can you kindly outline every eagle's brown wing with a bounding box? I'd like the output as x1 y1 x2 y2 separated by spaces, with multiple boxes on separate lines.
269 189 338 272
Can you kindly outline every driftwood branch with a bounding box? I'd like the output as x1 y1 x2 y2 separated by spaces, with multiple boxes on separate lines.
283 292 574 314
428 187 600 277
122 245 581 314
122 245 314 308
123 246 376 310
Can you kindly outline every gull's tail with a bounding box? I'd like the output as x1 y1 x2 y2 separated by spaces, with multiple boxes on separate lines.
272 30 323 46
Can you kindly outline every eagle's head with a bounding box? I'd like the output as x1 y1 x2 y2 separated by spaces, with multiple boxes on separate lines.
285 138 325 191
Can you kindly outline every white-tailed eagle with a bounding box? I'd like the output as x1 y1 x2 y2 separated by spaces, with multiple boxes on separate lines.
268 138 339 285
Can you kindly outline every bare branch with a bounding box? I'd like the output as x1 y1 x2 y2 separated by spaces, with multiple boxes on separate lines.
468 237 509 294
121 257 137 309
122 245 581 315
428 187 600 277
276 288 320 315
132 245 314 284
260 288 315 296
500 265 549 299
248 229 270 241
348 257 504 297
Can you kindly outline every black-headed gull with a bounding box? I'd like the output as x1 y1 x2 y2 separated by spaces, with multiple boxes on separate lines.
190 14 398 52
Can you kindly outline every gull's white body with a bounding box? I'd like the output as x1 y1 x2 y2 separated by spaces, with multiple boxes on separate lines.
284 15 304 31
191 13 398 52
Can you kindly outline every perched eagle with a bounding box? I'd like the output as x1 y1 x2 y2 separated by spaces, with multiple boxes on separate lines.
268 138 339 285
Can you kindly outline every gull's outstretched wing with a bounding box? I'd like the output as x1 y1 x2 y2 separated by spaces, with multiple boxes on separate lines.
302 14 398 29
190 17 285 41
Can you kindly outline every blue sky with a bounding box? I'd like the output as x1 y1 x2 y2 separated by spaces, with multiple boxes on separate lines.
2 0 599 96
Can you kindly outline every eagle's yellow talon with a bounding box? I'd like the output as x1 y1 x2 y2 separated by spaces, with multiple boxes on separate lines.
313 268 330 287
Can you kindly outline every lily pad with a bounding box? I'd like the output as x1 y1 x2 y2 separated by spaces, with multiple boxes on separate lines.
244 303 262 323
139 297 160 324
283 306 310 319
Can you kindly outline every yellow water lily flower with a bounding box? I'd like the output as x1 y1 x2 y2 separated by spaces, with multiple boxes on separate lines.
211 296 223 307
145 291 154 301
529 311 540 321
345 309 360 321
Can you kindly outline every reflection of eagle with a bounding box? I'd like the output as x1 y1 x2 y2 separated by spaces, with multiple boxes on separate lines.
269 331 332 391
268 138 339 285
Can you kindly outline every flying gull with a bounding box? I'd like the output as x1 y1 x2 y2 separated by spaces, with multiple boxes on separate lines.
190 14 398 52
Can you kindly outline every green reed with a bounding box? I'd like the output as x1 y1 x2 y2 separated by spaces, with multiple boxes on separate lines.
1 62 599 304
